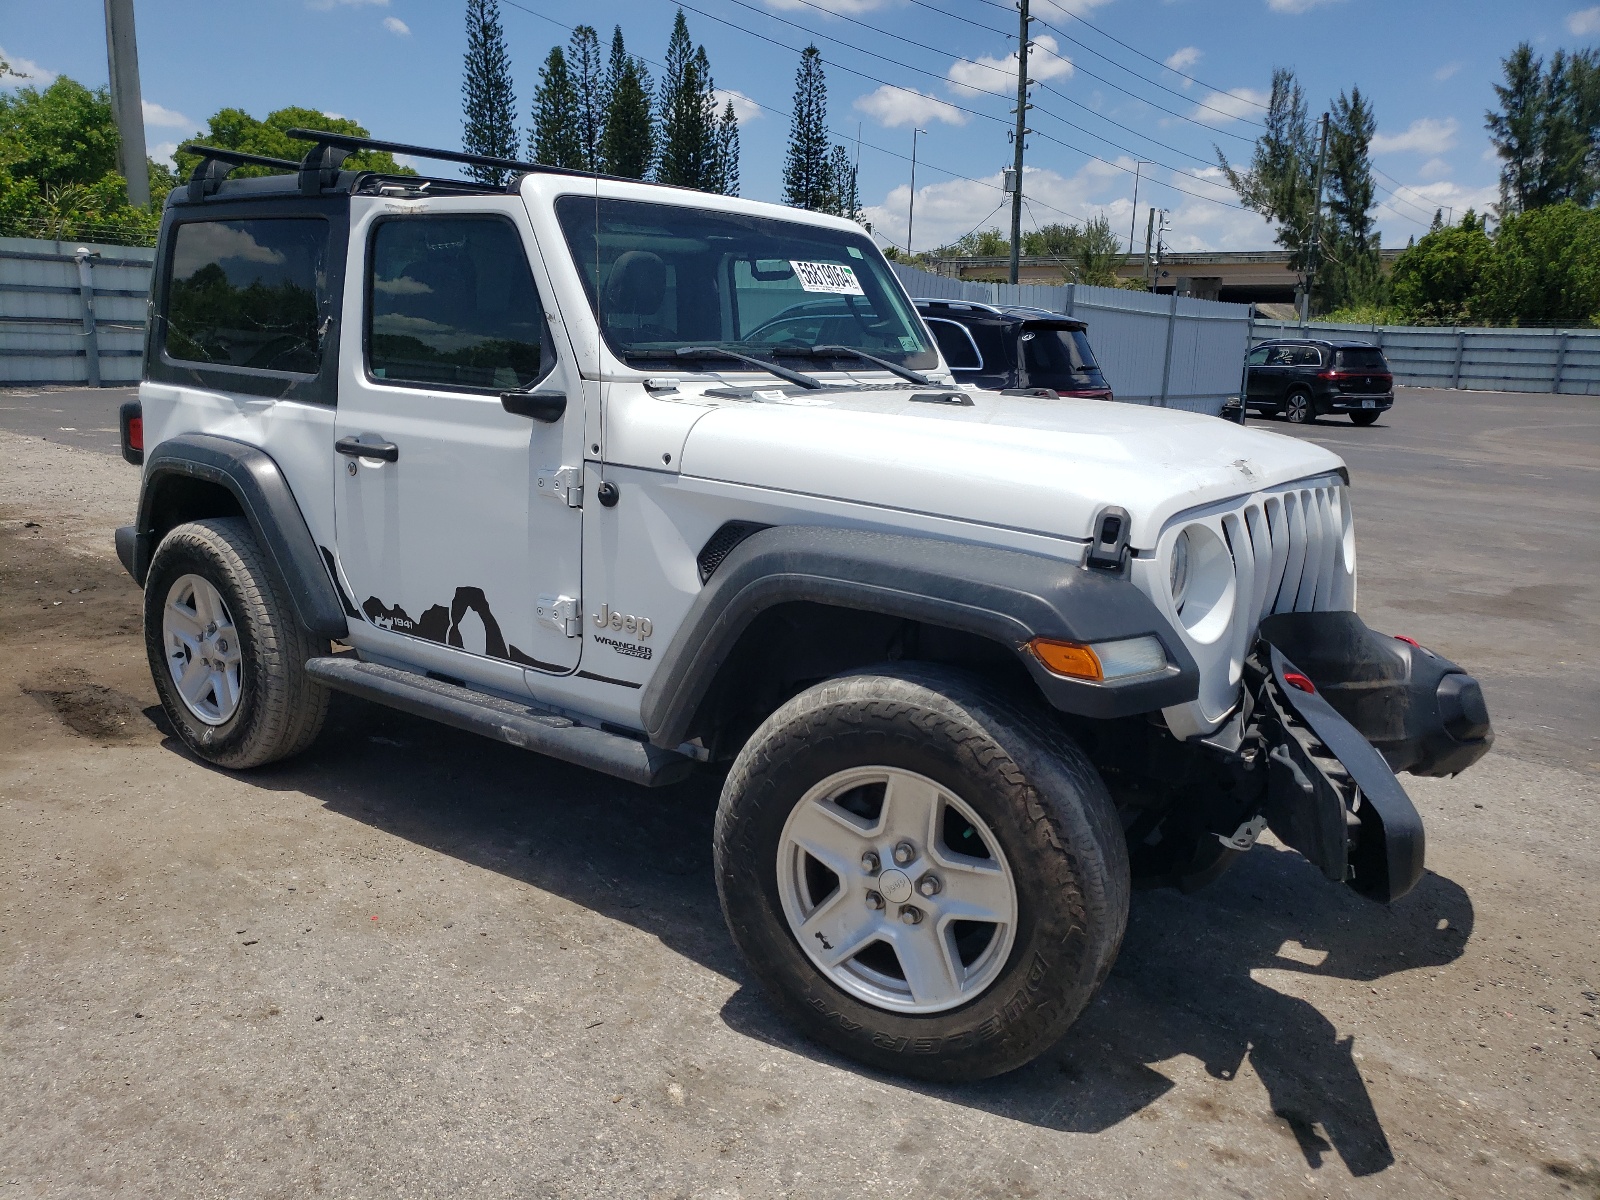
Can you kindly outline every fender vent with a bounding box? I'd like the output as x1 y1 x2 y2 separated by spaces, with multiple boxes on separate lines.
697 521 770 583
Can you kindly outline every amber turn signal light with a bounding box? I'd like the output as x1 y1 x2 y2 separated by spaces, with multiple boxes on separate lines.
1026 638 1103 681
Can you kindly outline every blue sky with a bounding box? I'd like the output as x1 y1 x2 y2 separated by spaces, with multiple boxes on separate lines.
4 0 1595 252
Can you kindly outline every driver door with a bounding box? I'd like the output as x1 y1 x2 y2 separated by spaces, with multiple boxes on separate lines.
332 200 586 689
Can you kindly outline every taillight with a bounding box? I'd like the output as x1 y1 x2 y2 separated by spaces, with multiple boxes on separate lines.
1318 370 1339 380
119 399 143 466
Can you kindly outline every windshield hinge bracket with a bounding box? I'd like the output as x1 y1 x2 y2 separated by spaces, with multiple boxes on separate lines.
537 467 583 508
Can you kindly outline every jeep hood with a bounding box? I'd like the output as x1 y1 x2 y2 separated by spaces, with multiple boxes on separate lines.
676 388 1345 548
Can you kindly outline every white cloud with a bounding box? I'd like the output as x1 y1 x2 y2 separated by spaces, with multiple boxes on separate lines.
1189 87 1270 127
0 45 57 87
1433 61 1462 82
713 88 762 125
142 100 192 128
1266 0 1342 11
382 16 410 35
1164 47 1202 81
322 111 348 121
150 141 180 168
948 34 1072 98
1374 178 1498 233
1371 116 1458 156
854 85 967 129
1417 157 1451 180
1568 6 1600 34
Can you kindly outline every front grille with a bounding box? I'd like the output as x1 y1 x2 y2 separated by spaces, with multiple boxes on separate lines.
1222 481 1353 629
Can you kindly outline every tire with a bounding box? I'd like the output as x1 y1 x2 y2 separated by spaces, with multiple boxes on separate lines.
714 665 1129 1082
1284 389 1313 424
144 517 329 769
1350 410 1380 426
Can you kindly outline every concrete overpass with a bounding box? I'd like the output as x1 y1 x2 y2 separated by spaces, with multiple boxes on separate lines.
924 248 1404 305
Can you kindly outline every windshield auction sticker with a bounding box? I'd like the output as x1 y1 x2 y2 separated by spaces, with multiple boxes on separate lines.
790 260 865 295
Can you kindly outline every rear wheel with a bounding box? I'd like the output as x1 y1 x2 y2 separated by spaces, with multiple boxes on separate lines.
1284 389 1313 424
1350 410 1380 426
144 517 329 769
714 665 1129 1082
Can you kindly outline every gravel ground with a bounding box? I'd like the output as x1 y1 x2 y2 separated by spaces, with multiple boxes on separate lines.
2 392 1597 1200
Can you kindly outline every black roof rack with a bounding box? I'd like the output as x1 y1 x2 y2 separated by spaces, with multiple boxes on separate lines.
181 127 691 203
180 143 302 201
282 127 618 191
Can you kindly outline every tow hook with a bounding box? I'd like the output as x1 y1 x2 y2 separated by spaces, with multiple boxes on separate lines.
1216 814 1268 852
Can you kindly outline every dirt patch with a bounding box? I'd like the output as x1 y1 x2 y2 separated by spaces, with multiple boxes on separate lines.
21 673 150 741
1546 1160 1600 1200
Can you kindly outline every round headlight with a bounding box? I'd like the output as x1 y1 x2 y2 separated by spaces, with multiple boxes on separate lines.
1169 528 1192 611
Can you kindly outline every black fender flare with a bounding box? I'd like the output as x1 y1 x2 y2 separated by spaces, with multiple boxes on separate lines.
640 524 1199 748
123 433 349 640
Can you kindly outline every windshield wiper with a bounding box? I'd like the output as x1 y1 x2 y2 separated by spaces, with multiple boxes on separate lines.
674 346 824 390
795 344 936 387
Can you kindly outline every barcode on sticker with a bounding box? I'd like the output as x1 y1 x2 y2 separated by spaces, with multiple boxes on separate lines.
790 260 865 295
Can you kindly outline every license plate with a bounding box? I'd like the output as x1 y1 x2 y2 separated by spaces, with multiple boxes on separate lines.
1362 399 1375 408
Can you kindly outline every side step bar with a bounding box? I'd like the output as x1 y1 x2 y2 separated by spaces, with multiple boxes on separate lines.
304 656 694 788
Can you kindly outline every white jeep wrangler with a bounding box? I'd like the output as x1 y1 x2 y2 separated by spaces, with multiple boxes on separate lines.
115 131 1493 1081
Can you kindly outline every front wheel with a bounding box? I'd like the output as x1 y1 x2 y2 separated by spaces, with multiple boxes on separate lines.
714 666 1129 1082
1350 410 1381 426
1284 390 1313 424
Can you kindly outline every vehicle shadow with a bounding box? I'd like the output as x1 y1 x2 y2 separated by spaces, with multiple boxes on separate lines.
159 691 1472 1179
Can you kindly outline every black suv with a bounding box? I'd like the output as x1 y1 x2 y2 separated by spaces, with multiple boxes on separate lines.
1245 339 1394 425
915 299 1113 400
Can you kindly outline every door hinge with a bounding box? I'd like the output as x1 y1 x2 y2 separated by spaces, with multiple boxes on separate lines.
536 594 581 637
537 466 583 507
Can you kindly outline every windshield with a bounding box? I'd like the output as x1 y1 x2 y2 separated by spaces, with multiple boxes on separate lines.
1335 347 1388 371
1020 325 1101 377
554 196 936 371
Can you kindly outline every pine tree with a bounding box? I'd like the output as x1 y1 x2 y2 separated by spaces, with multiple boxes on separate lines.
1216 68 1317 272
601 27 655 179
531 46 583 169
567 25 606 173
711 100 741 196
1321 86 1381 309
657 11 716 189
823 144 859 219
783 46 832 210
461 0 518 185
1487 44 1600 214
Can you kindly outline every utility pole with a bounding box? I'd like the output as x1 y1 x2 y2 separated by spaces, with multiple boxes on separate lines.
104 0 150 208
1142 206 1156 289
1300 111 1330 326
1008 0 1033 285
1128 161 1152 252
907 127 927 256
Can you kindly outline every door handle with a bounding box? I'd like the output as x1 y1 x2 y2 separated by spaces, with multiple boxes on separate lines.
335 436 398 462
500 390 567 422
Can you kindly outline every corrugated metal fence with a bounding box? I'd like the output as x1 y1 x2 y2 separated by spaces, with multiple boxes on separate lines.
3 236 1591 397
893 262 1250 415
1247 321 1600 395
0 235 153 386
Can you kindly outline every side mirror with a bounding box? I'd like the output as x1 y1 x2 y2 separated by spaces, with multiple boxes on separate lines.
501 390 567 422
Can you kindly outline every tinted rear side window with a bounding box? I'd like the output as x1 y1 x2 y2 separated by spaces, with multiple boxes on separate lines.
1336 347 1388 371
926 318 982 369
367 216 545 390
164 218 328 374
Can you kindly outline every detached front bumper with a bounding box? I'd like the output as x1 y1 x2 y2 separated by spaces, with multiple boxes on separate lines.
1245 611 1492 903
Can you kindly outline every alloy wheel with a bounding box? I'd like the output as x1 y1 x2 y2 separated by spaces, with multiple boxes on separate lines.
162 573 244 725
775 765 1018 1014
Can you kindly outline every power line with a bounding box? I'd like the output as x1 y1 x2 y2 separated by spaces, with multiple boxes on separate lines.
673 0 1252 212
499 0 1094 228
